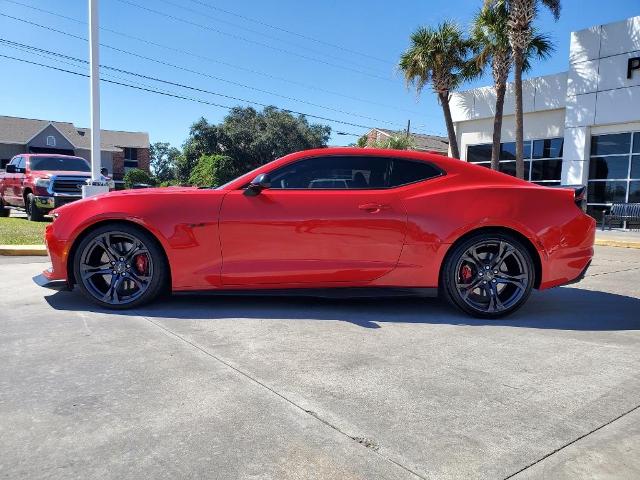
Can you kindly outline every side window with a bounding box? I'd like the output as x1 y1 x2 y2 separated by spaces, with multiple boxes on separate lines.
17 157 26 171
269 156 391 190
389 159 442 187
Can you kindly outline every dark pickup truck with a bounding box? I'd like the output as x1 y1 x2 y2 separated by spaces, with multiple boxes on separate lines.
0 154 92 221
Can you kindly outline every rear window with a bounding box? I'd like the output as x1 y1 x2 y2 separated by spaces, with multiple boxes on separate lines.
29 156 90 172
389 159 442 187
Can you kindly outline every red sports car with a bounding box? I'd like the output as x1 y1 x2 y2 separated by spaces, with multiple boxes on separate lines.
36 148 595 318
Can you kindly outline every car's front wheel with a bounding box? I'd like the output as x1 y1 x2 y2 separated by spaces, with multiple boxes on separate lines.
73 224 168 309
441 232 535 318
0 197 10 217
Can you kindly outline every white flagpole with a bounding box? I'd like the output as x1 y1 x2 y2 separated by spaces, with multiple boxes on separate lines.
83 0 109 198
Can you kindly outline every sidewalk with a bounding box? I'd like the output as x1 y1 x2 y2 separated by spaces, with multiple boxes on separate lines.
595 229 640 249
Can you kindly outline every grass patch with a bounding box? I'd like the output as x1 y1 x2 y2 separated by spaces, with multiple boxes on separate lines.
0 217 50 245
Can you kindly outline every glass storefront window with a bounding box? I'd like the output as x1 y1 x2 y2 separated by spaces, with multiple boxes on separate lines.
590 133 632 156
589 156 631 179
532 138 563 159
466 138 561 183
587 132 640 225
588 181 627 204
531 159 562 181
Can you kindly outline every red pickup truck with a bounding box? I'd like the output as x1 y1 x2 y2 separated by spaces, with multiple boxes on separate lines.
0 154 92 221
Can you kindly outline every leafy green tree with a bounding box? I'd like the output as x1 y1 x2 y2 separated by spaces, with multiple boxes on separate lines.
180 107 331 181
356 135 368 148
399 21 475 159
471 2 553 170
188 155 239 187
124 168 155 189
149 142 180 183
490 0 560 178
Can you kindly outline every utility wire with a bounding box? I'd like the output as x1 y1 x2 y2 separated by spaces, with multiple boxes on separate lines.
1 0 423 115
115 0 392 82
154 0 379 73
185 0 391 65
0 18 404 128
0 52 377 131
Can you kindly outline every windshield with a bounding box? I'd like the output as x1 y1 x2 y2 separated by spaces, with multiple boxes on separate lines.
29 156 91 172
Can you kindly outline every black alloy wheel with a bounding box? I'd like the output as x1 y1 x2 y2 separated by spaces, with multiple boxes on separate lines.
442 233 535 318
73 224 167 309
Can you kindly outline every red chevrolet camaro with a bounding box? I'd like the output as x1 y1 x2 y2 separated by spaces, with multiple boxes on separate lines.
37 147 595 318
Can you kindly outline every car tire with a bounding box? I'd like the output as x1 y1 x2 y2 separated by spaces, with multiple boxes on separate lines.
73 223 168 309
26 193 45 222
0 197 9 217
441 232 535 319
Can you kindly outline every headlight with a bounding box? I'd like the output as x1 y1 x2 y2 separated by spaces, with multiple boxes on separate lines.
35 178 50 188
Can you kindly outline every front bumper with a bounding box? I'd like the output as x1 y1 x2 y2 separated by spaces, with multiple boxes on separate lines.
33 272 69 290
34 195 82 210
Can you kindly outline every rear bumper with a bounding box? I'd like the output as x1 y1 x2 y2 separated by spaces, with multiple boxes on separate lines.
561 259 591 286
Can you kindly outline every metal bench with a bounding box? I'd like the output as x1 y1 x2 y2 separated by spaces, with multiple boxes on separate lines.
602 203 640 231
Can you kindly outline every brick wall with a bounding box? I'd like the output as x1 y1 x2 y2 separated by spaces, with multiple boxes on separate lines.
137 148 150 174
112 150 124 181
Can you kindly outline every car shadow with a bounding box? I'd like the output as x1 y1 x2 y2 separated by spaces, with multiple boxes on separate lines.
43 286 640 331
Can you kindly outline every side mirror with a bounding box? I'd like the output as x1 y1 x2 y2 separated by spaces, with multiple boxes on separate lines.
5 164 16 174
244 173 271 196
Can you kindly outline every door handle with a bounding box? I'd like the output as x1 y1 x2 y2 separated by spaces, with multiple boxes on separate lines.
358 203 389 213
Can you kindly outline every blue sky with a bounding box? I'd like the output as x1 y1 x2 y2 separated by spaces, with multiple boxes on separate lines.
0 0 638 149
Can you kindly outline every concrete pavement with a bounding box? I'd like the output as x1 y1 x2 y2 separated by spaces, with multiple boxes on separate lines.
1 246 639 479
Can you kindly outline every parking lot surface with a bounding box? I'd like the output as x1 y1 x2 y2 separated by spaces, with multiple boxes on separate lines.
1 246 639 479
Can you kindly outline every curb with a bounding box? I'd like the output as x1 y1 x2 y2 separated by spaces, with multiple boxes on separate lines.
595 239 640 249
0 245 48 256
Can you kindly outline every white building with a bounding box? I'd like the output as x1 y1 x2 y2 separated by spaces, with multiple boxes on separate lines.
450 15 640 220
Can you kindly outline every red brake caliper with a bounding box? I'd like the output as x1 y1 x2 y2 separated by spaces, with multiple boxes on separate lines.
460 264 473 283
134 254 149 275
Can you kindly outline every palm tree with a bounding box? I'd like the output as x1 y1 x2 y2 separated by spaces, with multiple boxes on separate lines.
399 21 474 159
497 0 560 178
471 2 553 171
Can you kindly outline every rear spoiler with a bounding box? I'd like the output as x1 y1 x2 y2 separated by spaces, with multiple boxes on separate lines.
546 184 587 211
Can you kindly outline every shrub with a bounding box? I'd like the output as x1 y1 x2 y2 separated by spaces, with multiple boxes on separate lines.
124 168 155 189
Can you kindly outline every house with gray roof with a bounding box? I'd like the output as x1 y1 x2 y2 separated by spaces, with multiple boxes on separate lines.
364 128 449 154
0 115 150 182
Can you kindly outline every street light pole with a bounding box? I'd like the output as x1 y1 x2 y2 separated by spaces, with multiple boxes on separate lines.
82 0 109 198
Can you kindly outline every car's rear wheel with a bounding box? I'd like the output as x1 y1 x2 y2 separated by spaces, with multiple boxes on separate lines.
26 193 44 221
73 224 167 309
442 233 535 318
0 197 9 217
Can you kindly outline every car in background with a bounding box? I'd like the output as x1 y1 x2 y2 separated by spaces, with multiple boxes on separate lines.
36 147 595 318
0 154 92 221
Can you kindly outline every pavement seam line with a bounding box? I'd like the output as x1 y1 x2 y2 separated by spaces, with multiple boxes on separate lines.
502 402 640 480
586 266 640 277
139 315 427 480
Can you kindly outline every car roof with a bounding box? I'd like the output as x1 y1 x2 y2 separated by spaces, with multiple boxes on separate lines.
221 147 531 190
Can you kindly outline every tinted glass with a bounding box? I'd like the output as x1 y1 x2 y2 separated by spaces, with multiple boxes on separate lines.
500 141 531 160
634 133 640 153
591 133 631 156
631 155 640 179
499 161 516 176
29 156 90 172
531 159 562 181
532 138 563 159
533 181 561 186
17 157 26 169
587 181 627 203
389 159 441 187
629 181 640 203
269 156 391 189
467 144 491 163
589 156 630 179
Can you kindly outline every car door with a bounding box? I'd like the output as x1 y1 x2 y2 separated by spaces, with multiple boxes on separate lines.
219 155 408 286
13 156 27 207
3 157 21 204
